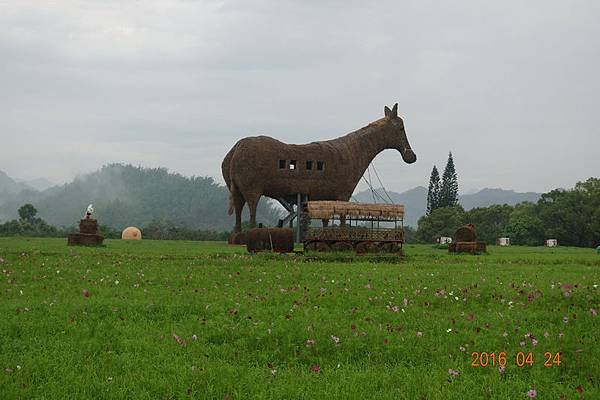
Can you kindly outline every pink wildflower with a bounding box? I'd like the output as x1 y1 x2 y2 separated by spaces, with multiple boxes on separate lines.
591 308 598 316
330 335 341 346
562 316 569 324
305 339 315 347
498 365 505 374
448 368 460 377
543 332 549 338
526 389 537 398
561 284 573 289
310 364 321 372
403 298 409 306
532 339 538 347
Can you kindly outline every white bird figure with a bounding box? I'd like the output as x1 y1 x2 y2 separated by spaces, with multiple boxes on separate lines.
85 204 94 219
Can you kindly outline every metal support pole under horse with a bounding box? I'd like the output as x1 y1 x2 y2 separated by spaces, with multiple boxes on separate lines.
296 193 301 243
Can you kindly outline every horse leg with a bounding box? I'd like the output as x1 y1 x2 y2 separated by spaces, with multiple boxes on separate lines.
245 194 261 228
233 192 245 233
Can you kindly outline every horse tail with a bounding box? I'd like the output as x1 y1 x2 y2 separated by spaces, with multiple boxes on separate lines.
227 191 235 215
222 144 237 215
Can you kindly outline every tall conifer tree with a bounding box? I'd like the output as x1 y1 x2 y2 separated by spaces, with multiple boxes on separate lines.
426 165 440 214
439 152 459 207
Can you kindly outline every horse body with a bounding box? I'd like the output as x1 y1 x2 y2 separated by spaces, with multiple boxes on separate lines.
222 104 416 232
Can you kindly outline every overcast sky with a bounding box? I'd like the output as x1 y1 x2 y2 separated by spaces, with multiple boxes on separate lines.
1 0 598 194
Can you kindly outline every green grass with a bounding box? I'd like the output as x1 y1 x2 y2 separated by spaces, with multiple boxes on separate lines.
0 237 598 399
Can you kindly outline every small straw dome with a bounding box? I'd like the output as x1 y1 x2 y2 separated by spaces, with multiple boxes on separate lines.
122 226 142 240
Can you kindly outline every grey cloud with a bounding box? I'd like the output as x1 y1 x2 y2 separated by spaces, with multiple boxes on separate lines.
0 0 598 193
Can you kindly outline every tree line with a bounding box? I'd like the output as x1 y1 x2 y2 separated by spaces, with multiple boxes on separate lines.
416 177 600 247
0 204 229 241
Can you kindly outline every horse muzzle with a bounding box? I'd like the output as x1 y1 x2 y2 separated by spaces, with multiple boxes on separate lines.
401 148 417 164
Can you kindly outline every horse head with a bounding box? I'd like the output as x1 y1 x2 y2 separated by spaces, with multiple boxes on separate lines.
383 103 417 164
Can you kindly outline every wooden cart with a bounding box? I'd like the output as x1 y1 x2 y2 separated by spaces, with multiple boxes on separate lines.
303 201 405 253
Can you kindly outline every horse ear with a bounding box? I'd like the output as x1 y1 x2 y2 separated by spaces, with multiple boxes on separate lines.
391 103 398 117
384 106 392 117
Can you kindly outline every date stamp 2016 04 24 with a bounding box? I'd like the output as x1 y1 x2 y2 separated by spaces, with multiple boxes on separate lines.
470 351 561 367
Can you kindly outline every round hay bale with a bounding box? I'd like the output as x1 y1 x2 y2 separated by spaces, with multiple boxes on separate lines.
246 228 294 253
228 232 247 245
454 224 477 242
122 226 142 240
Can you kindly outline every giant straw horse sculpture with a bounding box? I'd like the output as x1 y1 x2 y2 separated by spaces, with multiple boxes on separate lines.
222 104 417 233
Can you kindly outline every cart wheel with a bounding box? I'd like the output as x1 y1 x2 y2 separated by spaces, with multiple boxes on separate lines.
331 241 353 252
305 241 331 252
305 241 318 251
355 241 376 254
379 242 401 253
315 241 331 252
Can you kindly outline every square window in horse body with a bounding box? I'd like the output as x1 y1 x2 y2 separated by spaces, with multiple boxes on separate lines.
317 161 324 171
289 160 296 170
306 160 313 170
279 160 286 169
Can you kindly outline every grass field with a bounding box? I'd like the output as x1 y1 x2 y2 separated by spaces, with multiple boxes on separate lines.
1 237 598 399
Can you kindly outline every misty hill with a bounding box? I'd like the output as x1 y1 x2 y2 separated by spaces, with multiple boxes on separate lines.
459 188 541 210
0 170 32 195
15 177 55 191
354 187 542 227
0 164 281 231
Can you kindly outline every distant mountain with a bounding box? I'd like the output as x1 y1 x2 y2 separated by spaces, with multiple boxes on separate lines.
354 187 542 227
15 177 55 191
0 170 32 197
459 188 541 210
0 164 281 231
